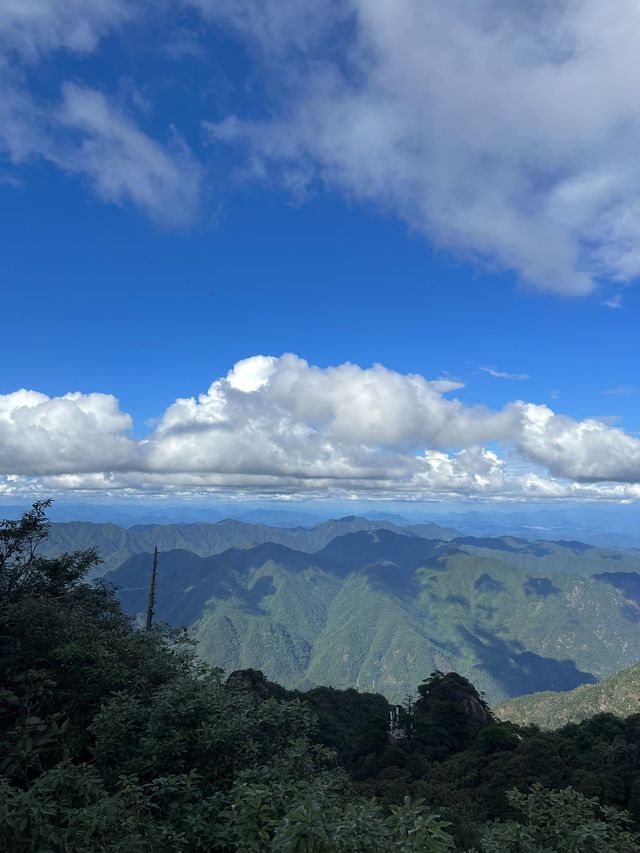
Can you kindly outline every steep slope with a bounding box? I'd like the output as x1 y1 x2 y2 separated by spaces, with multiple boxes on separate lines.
110 530 640 705
495 663 640 728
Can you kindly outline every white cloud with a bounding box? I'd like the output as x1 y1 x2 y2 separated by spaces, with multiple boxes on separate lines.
191 0 337 58
603 294 623 309
429 377 465 394
515 402 640 483
152 355 517 462
3 354 640 500
0 389 135 475
55 84 202 226
203 0 640 295
6 0 640 285
0 0 202 225
0 0 134 60
480 367 529 381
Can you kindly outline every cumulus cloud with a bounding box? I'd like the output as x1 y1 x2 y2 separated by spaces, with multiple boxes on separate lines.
152 355 517 461
0 0 202 225
0 389 135 475
204 0 640 295
515 403 640 483
2 355 640 500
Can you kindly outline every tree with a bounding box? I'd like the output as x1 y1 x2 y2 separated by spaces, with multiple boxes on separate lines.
0 500 98 601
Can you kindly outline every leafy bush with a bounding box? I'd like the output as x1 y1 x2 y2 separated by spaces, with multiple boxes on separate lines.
481 784 640 852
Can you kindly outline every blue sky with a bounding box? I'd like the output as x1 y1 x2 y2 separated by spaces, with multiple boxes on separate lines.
4 167 640 433
2 1 640 504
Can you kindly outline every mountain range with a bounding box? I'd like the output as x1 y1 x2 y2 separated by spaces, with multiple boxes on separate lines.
99 525 640 705
41 516 461 575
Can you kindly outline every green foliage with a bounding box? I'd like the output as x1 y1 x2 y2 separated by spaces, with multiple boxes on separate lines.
481 784 640 852
473 724 521 755
0 764 159 853
91 675 315 785
0 500 99 601
224 771 453 852
0 575 190 784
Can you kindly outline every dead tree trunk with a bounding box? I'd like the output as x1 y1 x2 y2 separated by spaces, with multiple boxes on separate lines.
145 546 158 631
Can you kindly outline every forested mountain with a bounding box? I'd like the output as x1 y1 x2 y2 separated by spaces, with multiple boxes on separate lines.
41 516 461 575
441 536 640 577
2 503 639 852
110 528 640 704
42 516 640 578
495 663 640 729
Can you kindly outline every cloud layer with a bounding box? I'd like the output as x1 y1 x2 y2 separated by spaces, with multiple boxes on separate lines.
2 354 640 501
206 0 640 294
3 2 640 293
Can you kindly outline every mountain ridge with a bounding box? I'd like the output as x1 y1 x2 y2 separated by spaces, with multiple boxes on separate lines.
42 516 461 575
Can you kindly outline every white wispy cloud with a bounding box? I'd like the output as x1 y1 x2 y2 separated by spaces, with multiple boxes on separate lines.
203 0 640 295
2 354 640 501
603 386 637 396
0 0 134 59
0 0 202 225
603 294 623 309
480 367 529 381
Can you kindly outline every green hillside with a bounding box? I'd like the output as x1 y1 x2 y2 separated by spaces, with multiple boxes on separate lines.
495 663 640 728
110 529 640 704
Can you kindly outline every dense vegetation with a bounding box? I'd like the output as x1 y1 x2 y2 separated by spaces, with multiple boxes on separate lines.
2 503 640 851
104 529 640 704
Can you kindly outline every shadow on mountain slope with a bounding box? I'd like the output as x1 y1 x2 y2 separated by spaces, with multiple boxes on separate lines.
459 624 597 696
594 571 640 604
